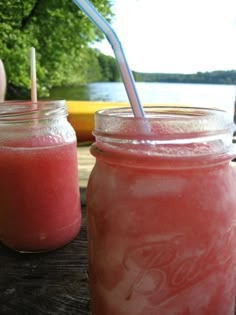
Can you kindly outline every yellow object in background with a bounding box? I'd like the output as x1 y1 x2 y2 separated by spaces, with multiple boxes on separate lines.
66 101 129 142
66 101 198 143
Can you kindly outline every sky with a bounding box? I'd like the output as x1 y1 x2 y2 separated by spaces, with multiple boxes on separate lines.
93 0 236 74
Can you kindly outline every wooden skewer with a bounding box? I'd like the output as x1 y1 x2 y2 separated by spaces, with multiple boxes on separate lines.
30 47 37 103
0 59 6 102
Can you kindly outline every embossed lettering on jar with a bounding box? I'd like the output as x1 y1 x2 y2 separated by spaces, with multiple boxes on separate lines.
86 106 236 315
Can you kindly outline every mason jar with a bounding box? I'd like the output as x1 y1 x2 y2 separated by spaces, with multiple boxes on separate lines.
86 106 236 315
0 100 81 252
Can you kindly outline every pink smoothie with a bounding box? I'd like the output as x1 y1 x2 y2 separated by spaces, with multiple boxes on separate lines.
87 147 236 315
0 141 81 252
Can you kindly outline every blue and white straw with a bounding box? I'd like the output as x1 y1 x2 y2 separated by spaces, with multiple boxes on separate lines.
72 0 146 118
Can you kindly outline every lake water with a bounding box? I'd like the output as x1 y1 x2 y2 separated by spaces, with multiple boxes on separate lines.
49 82 236 115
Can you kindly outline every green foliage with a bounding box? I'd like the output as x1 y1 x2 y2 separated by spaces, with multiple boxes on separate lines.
2 0 233 100
0 0 114 98
133 70 236 85
97 52 120 82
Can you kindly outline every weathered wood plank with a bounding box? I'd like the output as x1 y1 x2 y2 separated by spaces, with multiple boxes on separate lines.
1 205 235 314
0 207 90 315
77 145 95 189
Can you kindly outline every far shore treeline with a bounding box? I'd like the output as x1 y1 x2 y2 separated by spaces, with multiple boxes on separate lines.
1 1 236 100
133 70 236 86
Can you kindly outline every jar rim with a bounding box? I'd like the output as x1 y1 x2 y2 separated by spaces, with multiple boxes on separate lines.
94 106 234 138
0 100 67 122
96 105 228 120
93 106 235 160
0 99 65 106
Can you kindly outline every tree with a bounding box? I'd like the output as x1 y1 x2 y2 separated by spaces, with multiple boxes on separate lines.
0 0 113 98
97 52 120 82
133 70 236 85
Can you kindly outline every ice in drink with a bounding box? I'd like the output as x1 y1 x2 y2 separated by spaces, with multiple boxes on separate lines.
0 141 81 252
86 106 236 315
0 100 81 252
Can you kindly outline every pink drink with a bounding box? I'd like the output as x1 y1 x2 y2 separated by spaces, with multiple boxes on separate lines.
86 107 236 315
0 100 81 252
0 141 81 252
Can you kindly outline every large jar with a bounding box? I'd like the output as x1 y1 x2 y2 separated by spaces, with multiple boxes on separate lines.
0 100 81 252
86 106 236 315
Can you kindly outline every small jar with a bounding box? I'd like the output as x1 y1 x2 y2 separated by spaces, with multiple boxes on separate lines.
0 100 81 252
87 106 236 315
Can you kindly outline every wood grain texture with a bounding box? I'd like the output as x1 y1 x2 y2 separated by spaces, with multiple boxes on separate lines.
77 145 95 190
0 206 89 315
1 202 235 314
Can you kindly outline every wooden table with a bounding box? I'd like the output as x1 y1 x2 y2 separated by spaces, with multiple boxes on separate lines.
0 146 236 314
0 205 89 315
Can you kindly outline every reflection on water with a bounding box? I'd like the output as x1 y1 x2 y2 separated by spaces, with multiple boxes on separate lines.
49 82 127 103
49 82 236 114
49 85 91 101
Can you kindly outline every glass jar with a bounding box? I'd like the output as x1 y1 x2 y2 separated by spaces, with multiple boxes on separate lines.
0 100 81 252
86 106 236 315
